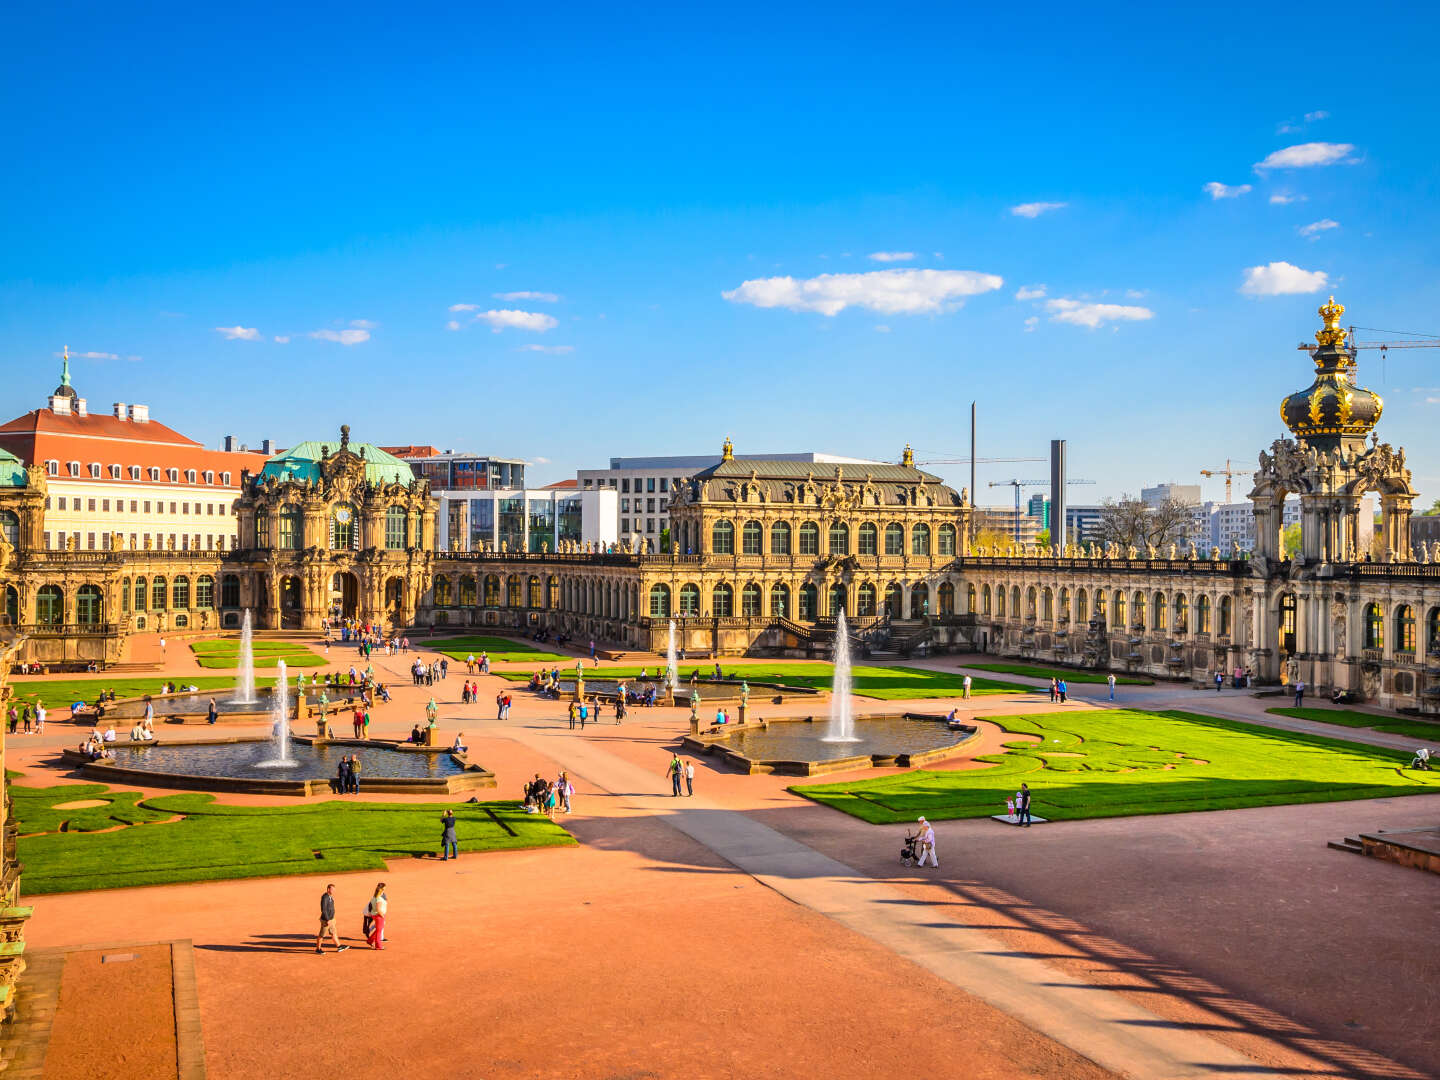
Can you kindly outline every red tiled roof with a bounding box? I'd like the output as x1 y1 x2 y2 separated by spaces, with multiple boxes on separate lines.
542 478 578 488
0 408 200 445
379 445 440 457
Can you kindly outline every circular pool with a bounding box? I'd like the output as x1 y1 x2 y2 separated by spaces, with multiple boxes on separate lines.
109 741 466 781
719 716 969 764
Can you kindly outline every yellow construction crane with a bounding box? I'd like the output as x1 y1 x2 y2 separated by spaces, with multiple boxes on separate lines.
1200 459 1255 504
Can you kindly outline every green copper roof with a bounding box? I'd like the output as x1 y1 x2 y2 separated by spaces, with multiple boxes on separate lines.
258 441 416 486
0 447 27 488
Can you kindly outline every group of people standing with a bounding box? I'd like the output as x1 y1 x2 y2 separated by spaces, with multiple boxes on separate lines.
523 772 574 818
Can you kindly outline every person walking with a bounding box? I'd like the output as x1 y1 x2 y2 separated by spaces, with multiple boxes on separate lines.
1057 679 1067 704
589 639 596 661
665 753 683 797
1294 679 1305 708
1049 678 1058 704
1215 670 1224 693
914 817 938 867
568 701 577 730
365 883 387 949
315 884 349 953
1016 782 1033 827
440 809 458 860
496 692 505 721
206 698 218 725
684 759 695 797
559 772 573 813
1107 673 1116 700
962 674 971 700
440 657 449 680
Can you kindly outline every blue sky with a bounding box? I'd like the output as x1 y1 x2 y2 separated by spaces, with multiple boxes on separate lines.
3 2 1438 505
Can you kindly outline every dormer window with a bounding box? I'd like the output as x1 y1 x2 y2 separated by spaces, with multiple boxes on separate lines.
67 461 81 477
221 472 231 486
149 467 162 481
109 464 122 479
45 460 59 476
203 471 214 484
167 468 179 483
89 463 102 478
185 469 197 484
130 466 142 480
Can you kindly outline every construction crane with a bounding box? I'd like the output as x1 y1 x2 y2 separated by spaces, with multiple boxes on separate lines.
1199 459 1255 504
987 478 1096 542
1297 325 1440 378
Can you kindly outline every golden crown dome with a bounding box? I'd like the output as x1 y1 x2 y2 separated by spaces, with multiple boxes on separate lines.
1281 296 1382 444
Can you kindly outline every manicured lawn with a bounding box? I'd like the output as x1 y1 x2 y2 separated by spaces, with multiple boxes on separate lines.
1267 707 1440 743
420 635 570 664
495 662 1027 699
7 676 278 712
962 662 1152 686
189 640 324 669
795 709 1440 824
12 781 575 895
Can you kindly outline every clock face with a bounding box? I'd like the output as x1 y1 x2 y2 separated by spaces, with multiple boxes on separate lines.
333 507 353 525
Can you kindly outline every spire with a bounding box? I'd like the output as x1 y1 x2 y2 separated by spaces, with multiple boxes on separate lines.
61 346 71 387
721 436 733 462
901 443 914 468
340 424 351 452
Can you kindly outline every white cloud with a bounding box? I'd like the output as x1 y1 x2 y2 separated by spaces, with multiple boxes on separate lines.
449 303 478 312
1045 298 1154 329
532 456 551 465
1023 317 1038 332
1015 285 1046 301
1010 201 1067 218
517 343 573 354
309 328 371 345
1269 193 1306 205
1255 142 1356 170
349 319 376 329
68 350 120 360
493 291 560 303
445 320 462 331
1125 289 1148 299
1299 218 1340 238
722 268 1003 317
273 335 290 344
1203 181 1252 200
866 251 914 263
1239 261 1328 296
1305 110 1329 123
214 326 261 341
874 324 891 333
476 310 558 333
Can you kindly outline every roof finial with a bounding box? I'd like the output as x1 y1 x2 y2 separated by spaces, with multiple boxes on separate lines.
901 443 914 468
61 346 71 387
1315 295 1347 348
721 436 733 462
340 423 351 451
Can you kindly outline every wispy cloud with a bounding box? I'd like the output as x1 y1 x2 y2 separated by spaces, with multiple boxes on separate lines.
449 303 478 312
1305 109 1330 123
1125 289 1148 299
1203 181 1252 200
866 251 914 263
1010 201 1067 219
532 456 551 465
214 326 261 341
1269 192 1306 205
1240 261 1328 296
494 291 560 302
62 350 121 360
517 343 573 353
722 268 1003 317
1255 142 1356 171
1014 285 1046 301
445 320 462 331
873 324 891 333
310 328 371 345
273 335 290 344
1023 316 1038 332
1045 299 1154 329
1299 218 1340 238
349 319 377 329
476 310 558 333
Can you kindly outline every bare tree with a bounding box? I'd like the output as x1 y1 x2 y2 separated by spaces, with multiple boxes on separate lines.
1095 495 1197 550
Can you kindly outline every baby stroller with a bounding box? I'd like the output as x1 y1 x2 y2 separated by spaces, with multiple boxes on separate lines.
900 830 920 866
1411 747 1432 770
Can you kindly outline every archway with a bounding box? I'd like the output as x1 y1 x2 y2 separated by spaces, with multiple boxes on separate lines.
331 572 359 619
385 576 404 617
280 575 303 629
1278 593 1297 656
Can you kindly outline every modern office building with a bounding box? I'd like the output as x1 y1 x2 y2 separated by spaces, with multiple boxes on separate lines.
1064 505 1106 545
973 505 1043 544
435 487 618 553
382 447 528 492
1141 481 1202 507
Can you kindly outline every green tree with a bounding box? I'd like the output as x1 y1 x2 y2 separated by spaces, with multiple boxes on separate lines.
1281 523 1302 557
1036 528 1051 546
1422 498 1440 516
659 527 671 553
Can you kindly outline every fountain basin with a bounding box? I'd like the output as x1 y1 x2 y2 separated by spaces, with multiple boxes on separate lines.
526 677 819 704
63 736 496 796
683 713 978 776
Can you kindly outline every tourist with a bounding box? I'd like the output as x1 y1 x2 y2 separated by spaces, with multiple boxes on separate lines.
496 692 505 720
21 710 29 735
34 702 44 734
1107 673 1116 700
159 636 166 657
589 639 596 661
440 657 448 680
409 724 424 744
440 810 458 860
349 756 362 793
543 782 559 819
665 753 683 796
1294 679 1306 708
558 771 573 813
479 652 489 674
207 699 218 725
362 708 372 739
684 759 694 797
1016 783 1033 827
466 653 476 674
451 732 467 753
579 700 588 728
962 674 971 700
1057 679 1068 704
337 757 351 794
1215 671 1224 693
103 725 116 742
316 884 350 954
914 817 938 867
567 701 577 729
715 707 724 727
5 707 14 735
1049 677 1058 703
365 883 387 949
143 695 155 727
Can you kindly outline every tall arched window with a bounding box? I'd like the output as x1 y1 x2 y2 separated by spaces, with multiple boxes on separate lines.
712 519 734 555
528 576 542 608
1153 592 1167 630
196 575 215 608
910 584 929 618
858 523 878 556
547 576 559 608
649 584 671 617
798 521 820 556
0 509 18 549
255 510 270 548
798 583 818 620
507 576 522 607
173 575 190 609
121 577 131 614
1365 603 1384 649
712 583 733 617
279 504 302 549
35 584 63 625
1026 586 1037 616
1113 591 1126 626
221 575 240 607
3 585 17 626
152 576 168 610
741 520 762 555
857 582 877 616
1219 596 1232 637
1133 591 1146 629
966 583 977 613
912 523 931 556
434 576 453 605
885 582 903 617
1009 586 1020 615
385 507 408 550
770 521 791 556
938 581 954 615
1042 588 1053 622
330 504 358 550
76 584 102 625
483 575 500 605
828 521 849 555
769 582 789 617
1058 587 1069 622
981 585 991 614
1076 588 1088 623
459 576 477 606
938 524 956 556
1174 594 1189 632
742 583 762 616
679 583 700 615
1095 590 1106 617
828 583 846 616
1429 607 1440 653
884 523 904 555
996 587 1006 617
1395 604 1415 653
1197 595 1211 633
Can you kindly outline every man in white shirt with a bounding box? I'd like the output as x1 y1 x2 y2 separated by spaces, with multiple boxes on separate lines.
915 817 938 867
1106 673 1116 700
962 675 972 700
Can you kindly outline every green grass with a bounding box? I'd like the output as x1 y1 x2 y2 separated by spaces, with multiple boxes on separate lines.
189 640 325 669
12 782 575 895
795 709 1440 824
961 662 1152 686
419 635 570 664
7 676 279 712
495 662 1027 699
1267 707 1440 743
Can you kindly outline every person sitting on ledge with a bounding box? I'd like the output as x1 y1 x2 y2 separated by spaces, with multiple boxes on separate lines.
409 724 424 744
103 725 116 742
451 732 468 753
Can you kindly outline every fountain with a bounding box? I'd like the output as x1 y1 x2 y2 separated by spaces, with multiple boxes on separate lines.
664 618 678 692
232 608 258 704
821 610 860 743
258 659 298 768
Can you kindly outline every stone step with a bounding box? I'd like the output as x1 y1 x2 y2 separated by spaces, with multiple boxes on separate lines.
1326 837 1365 855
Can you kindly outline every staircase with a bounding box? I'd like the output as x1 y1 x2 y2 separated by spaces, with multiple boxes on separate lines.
1327 835 1364 856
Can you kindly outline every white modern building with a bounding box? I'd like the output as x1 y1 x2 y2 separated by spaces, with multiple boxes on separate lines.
435 488 618 553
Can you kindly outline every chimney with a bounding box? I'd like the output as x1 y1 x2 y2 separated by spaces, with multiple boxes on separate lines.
113 402 127 420
261 438 274 454
129 404 149 423
74 398 87 417
48 394 71 415
223 435 236 452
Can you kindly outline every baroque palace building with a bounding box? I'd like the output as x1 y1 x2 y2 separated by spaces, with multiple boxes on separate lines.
2 300 1440 712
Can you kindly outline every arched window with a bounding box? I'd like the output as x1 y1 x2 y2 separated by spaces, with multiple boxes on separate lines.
857 582 877 617
742 583 762 616
885 582 903 617
1428 607 1440 653
1058 587 1069 622
1219 596 1233 637
507 576 522 607
769 582 789 617
1026 586 1037 616
1133 591 1146 629
3 585 16 626
981 584 991 615
1042 588 1053 622
649 584 671 617
547 576 559 608
385 507 408 550
966 583 976 613
330 503 358 550
1076 588 1088 623
798 521 820 556
152 576 168 610
1174 594 1189 633
938 582 955 615
76 584 102 625
679 583 700 615
912 523 931 556
798 583 818 620
35 584 63 625
910 584 929 618
121 577 131 614
938 524 956 556
712 519 734 555
828 584 846 616
196 575 215 608
1095 590 1106 617
459 576 477 606
712 583 733 617
884 523 904 556
995 586 1005 617
1113 591 1126 626
1153 592 1167 630
434 576 453 606
528 576 542 608
483 575 500 605
173 575 190 609
1009 586 1019 615
1395 604 1415 653
0 509 18 549
858 522 878 556
828 521 849 555
741 520 762 555
770 521 791 556
221 575 240 607
255 510 271 548
1365 603 1384 649
1197 595 1211 634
